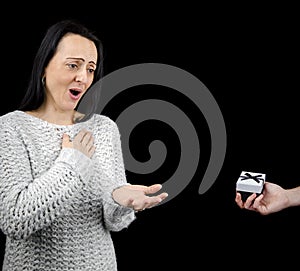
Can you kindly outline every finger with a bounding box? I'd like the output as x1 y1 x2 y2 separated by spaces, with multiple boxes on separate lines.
81 131 93 145
130 184 163 193
128 184 149 191
158 192 168 201
130 201 144 212
235 193 244 207
144 193 168 209
252 194 263 209
85 137 95 153
131 195 156 211
244 193 257 209
235 192 241 202
144 199 162 209
75 129 88 142
88 142 95 152
129 201 144 212
88 145 96 156
145 184 163 195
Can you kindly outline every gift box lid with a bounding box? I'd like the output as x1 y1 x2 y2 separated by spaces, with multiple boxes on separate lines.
236 171 266 194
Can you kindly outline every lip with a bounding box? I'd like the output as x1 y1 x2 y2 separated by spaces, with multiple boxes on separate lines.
68 88 83 101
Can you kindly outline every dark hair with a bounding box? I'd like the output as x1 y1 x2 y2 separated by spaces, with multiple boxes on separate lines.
18 19 104 122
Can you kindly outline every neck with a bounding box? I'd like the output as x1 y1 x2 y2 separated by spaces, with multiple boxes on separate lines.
26 106 79 125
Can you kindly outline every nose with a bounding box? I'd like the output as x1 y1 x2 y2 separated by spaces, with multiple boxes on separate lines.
75 69 88 84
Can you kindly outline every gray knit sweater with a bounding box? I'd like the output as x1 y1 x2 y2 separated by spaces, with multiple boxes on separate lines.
0 110 136 271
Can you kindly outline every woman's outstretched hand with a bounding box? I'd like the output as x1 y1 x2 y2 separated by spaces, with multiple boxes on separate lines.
112 184 168 212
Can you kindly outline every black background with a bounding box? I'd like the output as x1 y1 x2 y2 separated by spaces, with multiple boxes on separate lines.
1 3 299 270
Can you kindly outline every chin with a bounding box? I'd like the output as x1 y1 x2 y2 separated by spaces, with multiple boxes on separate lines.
64 101 79 110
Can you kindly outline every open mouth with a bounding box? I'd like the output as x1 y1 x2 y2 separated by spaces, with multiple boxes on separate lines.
69 89 82 100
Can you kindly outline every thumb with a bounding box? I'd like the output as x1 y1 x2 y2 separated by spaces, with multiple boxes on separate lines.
62 133 70 141
62 133 71 148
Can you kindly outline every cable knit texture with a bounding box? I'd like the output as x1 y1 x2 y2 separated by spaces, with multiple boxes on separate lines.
0 110 136 271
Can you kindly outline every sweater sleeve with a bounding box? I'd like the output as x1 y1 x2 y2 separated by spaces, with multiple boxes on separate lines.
98 119 136 231
0 122 93 240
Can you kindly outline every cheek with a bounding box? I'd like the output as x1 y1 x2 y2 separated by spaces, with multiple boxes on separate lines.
49 73 72 90
59 73 74 84
84 76 94 91
88 75 94 86
47 75 72 98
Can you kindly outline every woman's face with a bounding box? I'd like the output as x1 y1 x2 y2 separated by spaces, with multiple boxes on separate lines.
44 33 97 112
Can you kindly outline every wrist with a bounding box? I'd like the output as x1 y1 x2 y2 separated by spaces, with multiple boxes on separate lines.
286 186 300 207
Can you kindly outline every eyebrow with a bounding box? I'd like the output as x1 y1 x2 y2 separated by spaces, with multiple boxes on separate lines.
66 57 97 65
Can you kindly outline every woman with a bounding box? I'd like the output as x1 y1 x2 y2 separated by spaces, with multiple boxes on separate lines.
0 19 168 271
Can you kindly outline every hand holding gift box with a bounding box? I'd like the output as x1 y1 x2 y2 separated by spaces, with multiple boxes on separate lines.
236 171 266 202
235 171 300 215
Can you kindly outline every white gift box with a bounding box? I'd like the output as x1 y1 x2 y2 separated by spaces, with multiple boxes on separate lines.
236 171 266 201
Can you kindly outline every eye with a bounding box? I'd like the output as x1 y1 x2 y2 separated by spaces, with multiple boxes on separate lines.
67 63 78 69
88 68 95 74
